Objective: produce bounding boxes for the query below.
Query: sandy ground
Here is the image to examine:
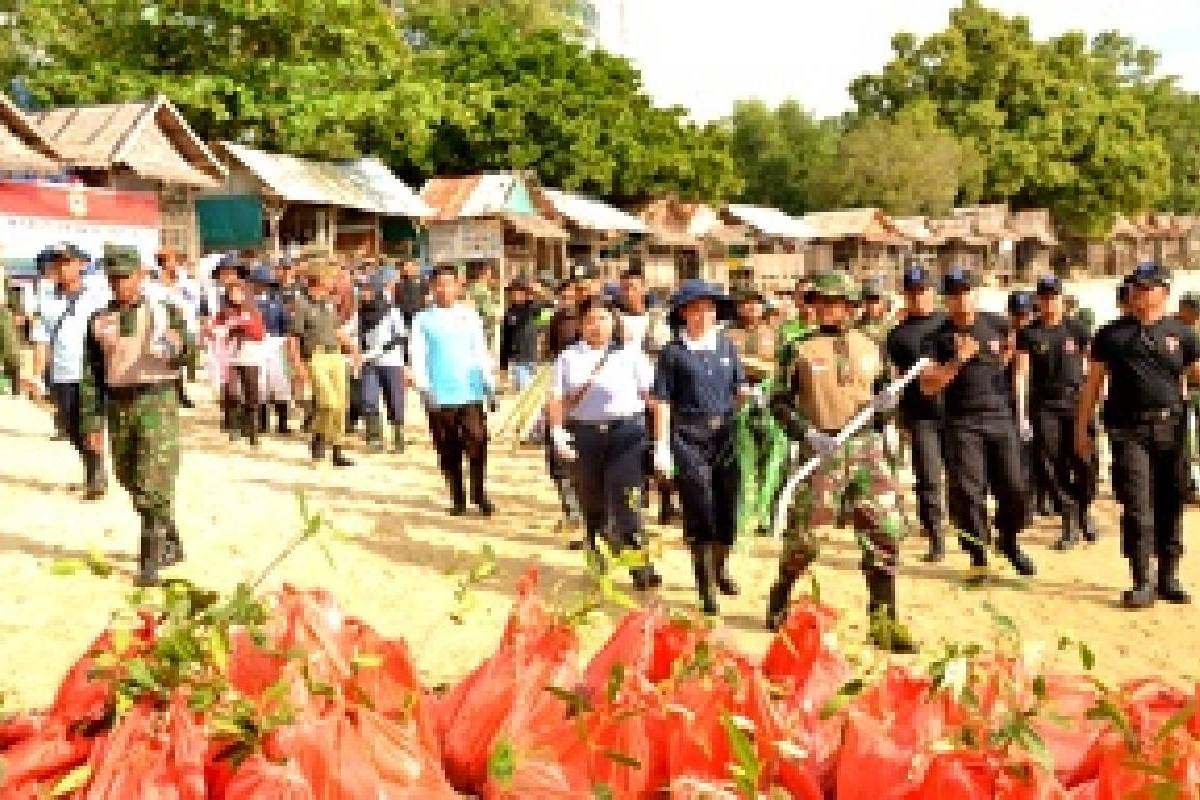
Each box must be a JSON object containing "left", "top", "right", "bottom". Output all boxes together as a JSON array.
[{"left": 1, "top": 375, "right": 1199, "bottom": 713}]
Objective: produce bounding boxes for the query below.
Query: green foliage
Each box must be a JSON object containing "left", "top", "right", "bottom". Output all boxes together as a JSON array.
[
  {"left": 725, "top": 99, "right": 839, "bottom": 215},
  {"left": 849, "top": 0, "right": 1176, "bottom": 236}
]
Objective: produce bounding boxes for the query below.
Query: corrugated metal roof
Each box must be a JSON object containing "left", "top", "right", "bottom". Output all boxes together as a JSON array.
[
  {"left": 724, "top": 204, "right": 816, "bottom": 239},
  {"left": 221, "top": 143, "right": 425, "bottom": 215},
  {"left": 32, "top": 97, "right": 224, "bottom": 186},
  {"left": 542, "top": 188, "right": 645, "bottom": 233},
  {"left": 803, "top": 209, "right": 907, "bottom": 244},
  {"left": 420, "top": 174, "right": 531, "bottom": 220},
  {"left": 0, "top": 93, "right": 60, "bottom": 174}
]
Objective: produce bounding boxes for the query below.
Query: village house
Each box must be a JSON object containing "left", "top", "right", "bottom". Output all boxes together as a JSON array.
[
  {"left": 0, "top": 92, "right": 60, "bottom": 176},
  {"left": 719, "top": 204, "right": 814, "bottom": 293},
  {"left": 29, "top": 96, "right": 226, "bottom": 260},
  {"left": 634, "top": 197, "right": 749, "bottom": 291},
  {"left": 536, "top": 188, "right": 646, "bottom": 282},
  {"left": 801, "top": 209, "right": 909, "bottom": 287}
]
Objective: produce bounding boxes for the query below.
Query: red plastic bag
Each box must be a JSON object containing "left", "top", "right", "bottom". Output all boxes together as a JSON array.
[
  {"left": 1029, "top": 675, "right": 1103, "bottom": 786},
  {"left": 83, "top": 699, "right": 206, "bottom": 800},
  {"left": 223, "top": 756, "right": 315, "bottom": 799},
  {"left": 835, "top": 712, "right": 921, "bottom": 800},
  {"left": 761, "top": 596, "right": 850, "bottom": 715},
  {"left": 648, "top": 617, "right": 706, "bottom": 683},
  {"left": 0, "top": 721, "right": 92, "bottom": 795},
  {"left": 583, "top": 608, "right": 660, "bottom": 692},
  {"left": 908, "top": 750, "right": 996, "bottom": 799}
]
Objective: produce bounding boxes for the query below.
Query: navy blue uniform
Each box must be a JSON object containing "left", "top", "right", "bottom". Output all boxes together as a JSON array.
[{"left": 652, "top": 335, "right": 745, "bottom": 545}]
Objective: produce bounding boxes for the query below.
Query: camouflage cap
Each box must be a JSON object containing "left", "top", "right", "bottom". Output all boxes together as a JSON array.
[
  {"left": 810, "top": 271, "right": 859, "bottom": 302},
  {"left": 1180, "top": 291, "right": 1200, "bottom": 310},
  {"left": 305, "top": 259, "right": 341, "bottom": 281},
  {"left": 102, "top": 244, "right": 141, "bottom": 277}
]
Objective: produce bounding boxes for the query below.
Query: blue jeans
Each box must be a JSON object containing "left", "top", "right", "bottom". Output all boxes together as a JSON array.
[
  {"left": 511, "top": 361, "right": 537, "bottom": 392},
  {"left": 360, "top": 363, "right": 406, "bottom": 423}
]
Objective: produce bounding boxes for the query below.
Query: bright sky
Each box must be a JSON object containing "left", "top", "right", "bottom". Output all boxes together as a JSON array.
[{"left": 590, "top": 0, "right": 1200, "bottom": 120}]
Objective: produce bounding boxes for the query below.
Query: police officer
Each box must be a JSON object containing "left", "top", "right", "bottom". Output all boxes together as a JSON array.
[
  {"left": 289, "top": 260, "right": 355, "bottom": 467},
  {"left": 29, "top": 244, "right": 111, "bottom": 498},
  {"left": 547, "top": 295, "right": 662, "bottom": 590},
  {"left": 769, "top": 272, "right": 915, "bottom": 651},
  {"left": 1014, "top": 276, "right": 1097, "bottom": 549},
  {"left": 1078, "top": 262, "right": 1200, "bottom": 608},
  {"left": 79, "top": 245, "right": 194, "bottom": 586},
  {"left": 885, "top": 265, "right": 948, "bottom": 562},
  {"left": 1007, "top": 289, "right": 1050, "bottom": 517},
  {"left": 652, "top": 280, "right": 747, "bottom": 615},
  {"left": 920, "top": 268, "right": 1036, "bottom": 581}
]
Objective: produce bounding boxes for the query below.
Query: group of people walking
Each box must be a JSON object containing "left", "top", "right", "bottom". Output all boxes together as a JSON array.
[{"left": 5, "top": 238, "right": 1200, "bottom": 654}]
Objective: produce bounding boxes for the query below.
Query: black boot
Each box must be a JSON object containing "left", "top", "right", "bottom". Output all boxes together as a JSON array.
[
  {"left": 1052, "top": 512, "right": 1080, "bottom": 551},
  {"left": 866, "top": 572, "right": 917, "bottom": 654},
  {"left": 689, "top": 544, "right": 719, "bottom": 615},
  {"left": 275, "top": 403, "right": 291, "bottom": 435},
  {"left": 999, "top": 534, "right": 1037, "bottom": 577},
  {"left": 1122, "top": 553, "right": 1156, "bottom": 609},
  {"left": 259, "top": 404, "right": 269, "bottom": 434},
  {"left": 766, "top": 569, "right": 801, "bottom": 631},
  {"left": 1080, "top": 512, "right": 1099, "bottom": 543},
  {"left": 244, "top": 408, "right": 259, "bottom": 447},
  {"left": 160, "top": 520, "right": 184, "bottom": 568},
  {"left": 83, "top": 452, "right": 108, "bottom": 500},
  {"left": 301, "top": 400, "right": 314, "bottom": 433},
  {"left": 1157, "top": 555, "right": 1192, "bottom": 604},
  {"left": 713, "top": 543, "right": 740, "bottom": 596},
  {"left": 364, "top": 414, "right": 385, "bottom": 453},
  {"left": 135, "top": 521, "right": 164, "bottom": 587},
  {"left": 331, "top": 445, "right": 354, "bottom": 467},
  {"left": 310, "top": 434, "right": 326, "bottom": 461},
  {"left": 392, "top": 425, "right": 406, "bottom": 453},
  {"left": 964, "top": 541, "right": 990, "bottom": 585},
  {"left": 921, "top": 528, "right": 945, "bottom": 563}
]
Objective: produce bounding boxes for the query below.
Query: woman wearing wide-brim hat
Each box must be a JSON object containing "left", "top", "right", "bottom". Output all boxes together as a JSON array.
[{"left": 651, "top": 279, "right": 748, "bottom": 614}]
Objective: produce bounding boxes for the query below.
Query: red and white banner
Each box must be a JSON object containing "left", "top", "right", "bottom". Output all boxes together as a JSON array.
[{"left": 0, "top": 180, "right": 161, "bottom": 267}]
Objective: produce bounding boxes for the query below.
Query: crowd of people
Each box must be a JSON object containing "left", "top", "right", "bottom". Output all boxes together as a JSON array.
[{"left": 2, "top": 240, "right": 1199, "bottom": 654}]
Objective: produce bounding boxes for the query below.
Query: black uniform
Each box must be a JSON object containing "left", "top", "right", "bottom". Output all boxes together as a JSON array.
[
  {"left": 652, "top": 334, "right": 745, "bottom": 612},
  {"left": 885, "top": 311, "right": 947, "bottom": 555},
  {"left": 1016, "top": 317, "right": 1097, "bottom": 542},
  {"left": 924, "top": 312, "right": 1034, "bottom": 574},
  {"left": 1091, "top": 315, "right": 1199, "bottom": 592}
]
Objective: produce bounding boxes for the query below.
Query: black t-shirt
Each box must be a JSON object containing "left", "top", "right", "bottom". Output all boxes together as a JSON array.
[
  {"left": 1090, "top": 315, "right": 1200, "bottom": 427},
  {"left": 885, "top": 311, "right": 946, "bottom": 421},
  {"left": 1016, "top": 318, "right": 1091, "bottom": 412},
  {"left": 923, "top": 312, "right": 1013, "bottom": 418}
]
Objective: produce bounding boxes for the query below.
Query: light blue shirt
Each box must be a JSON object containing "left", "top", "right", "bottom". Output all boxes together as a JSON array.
[
  {"left": 551, "top": 341, "right": 653, "bottom": 422},
  {"left": 409, "top": 304, "right": 493, "bottom": 407},
  {"left": 30, "top": 286, "right": 110, "bottom": 383}
]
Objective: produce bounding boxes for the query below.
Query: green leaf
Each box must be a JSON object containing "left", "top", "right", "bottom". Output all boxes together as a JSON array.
[
  {"left": 1079, "top": 642, "right": 1096, "bottom": 672},
  {"left": 592, "top": 783, "right": 615, "bottom": 800},
  {"left": 1153, "top": 701, "right": 1197, "bottom": 745},
  {"left": 86, "top": 549, "right": 114, "bottom": 578},
  {"left": 49, "top": 557, "right": 86, "bottom": 575},
  {"left": 602, "top": 750, "right": 642, "bottom": 768},
  {"left": 50, "top": 764, "right": 91, "bottom": 796},
  {"left": 352, "top": 653, "right": 384, "bottom": 670},
  {"left": 720, "top": 712, "right": 761, "bottom": 799},
  {"left": 605, "top": 663, "right": 625, "bottom": 705},
  {"left": 487, "top": 737, "right": 516, "bottom": 788}
]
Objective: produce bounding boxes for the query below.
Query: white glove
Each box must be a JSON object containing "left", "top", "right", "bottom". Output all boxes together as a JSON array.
[
  {"left": 653, "top": 439, "right": 673, "bottom": 475},
  {"left": 550, "top": 425, "right": 577, "bottom": 462},
  {"left": 1018, "top": 416, "right": 1034, "bottom": 443},
  {"left": 871, "top": 387, "right": 900, "bottom": 414},
  {"left": 805, "top": 429, "right": 839, "bottom": 457}
]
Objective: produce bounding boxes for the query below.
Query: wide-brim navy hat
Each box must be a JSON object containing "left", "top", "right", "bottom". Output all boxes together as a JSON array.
[{"left": 668, "top": 279, "right": 734, "bottom": 326}]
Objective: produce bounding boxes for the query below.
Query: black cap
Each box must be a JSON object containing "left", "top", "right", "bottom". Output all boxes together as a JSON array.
[
  {"left": 1035, "top": 275, "right": 1062, "bottom": 295},
  {"left": 940, "top": 266, "right": 977, "bottom": 295},
  {"left": 1129, "top": 261, "right": 1170, "bottom": 288},
  {"left": 902, "top": 264, "right": 932, "bottom": 291},
  {"left": 1008, "top": 291, "right": 1034, "bottom": 313},
  {"left": 1117, "top": 280, "right": 1131, "bottom": 304}
]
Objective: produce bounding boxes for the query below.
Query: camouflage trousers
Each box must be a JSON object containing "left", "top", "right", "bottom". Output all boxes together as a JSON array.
[
  {"left": 107, "top": 383, "right": 179, "bottom": 525},
  {"left": 780, "top": 430, "right": 904, "bottom": 578}
]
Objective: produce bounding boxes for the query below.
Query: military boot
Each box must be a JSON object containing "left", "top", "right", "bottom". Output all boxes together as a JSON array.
[
  {"left": 689, "top": 543, "right": 719, "bottom": 616},
  {"left": 258, "top": 404, "right": 269, "bottom": 434},
  {"left": 866, "top": 572, "right": 917, "bottom": 654},
  {"left": 364, "top": 414, "right": 385, "bottom": 453},
  {"left": 135, "top": 520, "right": 164, "bottom": 587},
  {"left": 766, "top": 569, "right": 801, "bottom": 632},
  {"left": 160, "top": 520, "right": 184, "bottom": 568},
  {"left": 331, "top": 445, "right": 355, "bottom": 467},
  {"left": 83, "top": 452, "right": 108, "bottom": 501},
  {"left": 998, "top": 533, "right": 1037, "bottom": 577},
  {"left": 1157, "top": 555, "right": 1192, "bottom": 605},
  {"left": 1122, "top": 550, "right": 1156, "bottom": 609},
  {"left": 920, "top": 528, "right": 946, "bottom": 563},
  {"left": 713, "top": 543, "right": 740, "bottom": 596},
  {"left": 275, "top": 403, "right": 291, "bottom": 436},
  {"left": 310, "top": 434, "right": 326, "bottom": 462},
  {"left": 244, "top": 408, "right": 260, "bottom": 447},
  {"left": 1052, "top": 512, "right": 1081, "bottom": 551}
]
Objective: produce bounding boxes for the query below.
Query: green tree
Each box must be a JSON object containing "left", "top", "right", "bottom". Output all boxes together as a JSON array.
[
  {"left": 724, "top": 99, "right": 839, "bottom": 215},
  {"left": 817, "top": 113, "right": 980, "bottom": 217},
  {"left": 850, "top": 0, "right": 1171, "bottom": 236},
  {"left": 397, "top": 0, "right": 595, "bottom": 36}
]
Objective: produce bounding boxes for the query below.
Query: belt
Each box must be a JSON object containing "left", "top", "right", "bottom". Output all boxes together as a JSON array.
[
  {"left": 568, "top": 416, "right": 642, "bottom": 433},
  {"left": 675, "top": 412, "right": 731, "bottom": 431}
]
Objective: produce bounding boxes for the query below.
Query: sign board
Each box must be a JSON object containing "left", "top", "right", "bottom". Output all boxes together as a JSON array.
[
  {"left": 426, "top": 218, "right": 504, "bottom": 264},
  {"left": 0, "top": 181, "right": 161, "bottom": 272}
]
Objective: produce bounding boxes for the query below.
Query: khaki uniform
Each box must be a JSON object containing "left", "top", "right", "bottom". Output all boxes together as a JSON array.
[
  {"left": 290, "top": 294, "right": 347, "bottom": 447},
  {"left": 726, "top": 323, "right": 776, "bottom": 382}
]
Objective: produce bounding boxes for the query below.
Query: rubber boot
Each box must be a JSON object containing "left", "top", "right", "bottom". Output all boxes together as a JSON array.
[
  {"left": 1052, "top": 512, "right": 1080, "bottom": 551},
  {"left": 310, "top": 434, "right": 326, "bottom": 462},
  {"left": 276, "top": 403, "right": 291, "bottom": 435},
  {"left": 964, "top": 540, "right": 990, "bottom": 586},
  {"left": 331, "top": 445, "right": 355, "bottom": 467},
  {"left": 713, "top": 543, "right": 740, "bottom": 596},
  {"left": 998, "top": 533, "right": 1037, "bottom": 577},
  {"left": 83, "top": 452, "right": 108, "bottom": 500},
  {"left": 866, "top": 572, "right": 918, "bottom": 654},
  {"left": 1122, "top": 553, "right": 1156, "bottom": 609},
  {"left": 766, "top": 569, "right": 800, "bottom": 631},
  {"left": 135, "top": 520, "right": 164, "bottom": 587},
  {"left": 392, "top": 425, "right": 406, "bottom": 453},
  {"left": 920, "top": 528, "right": 945, "bottom": 563},
  {"left": 364, "top": 414, "right": 385, "bottom": 453},
  {"left": 1157, "top": 555, "right": 1192, "bottom": 604},
  {"left": 689, "top": 543, "right": 719, "bottom": 616},
  {"left": 160, "top": 520, "right": 184, "bottom": 568},
  {"left": 259, "top": 404, "right": 269, "bottom": 434}
]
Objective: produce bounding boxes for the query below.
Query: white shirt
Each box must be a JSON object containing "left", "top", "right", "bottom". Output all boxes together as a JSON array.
[
  {"left": 29, "top": 284, "right": 110, "bottom": 383},
  {"left": 551, "top": 341, "right": 653, "bottom": 422},
  {"left": 681, "top": 328, "right": 720, "bottom": 352},
  {"left": 362, "top": 308, "right": 407, "bottom": 367}
]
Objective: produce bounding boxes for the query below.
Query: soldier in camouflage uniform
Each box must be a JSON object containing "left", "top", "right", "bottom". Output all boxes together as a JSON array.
[
  {"left": 767, "top": 271, "right": 915, "bottom": 652},
  {"left": 855, "top": 276, "right": 892, "bottom": 347},
  {"left": 467, "top": 264, "right": 500, "bottom": 351},
  {"left": 80, "top": 245, "right": 194, "bottom": 586}
]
